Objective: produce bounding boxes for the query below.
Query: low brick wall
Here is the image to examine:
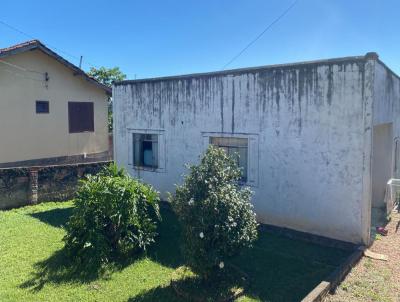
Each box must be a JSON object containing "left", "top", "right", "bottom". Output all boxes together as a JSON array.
[
  {"left": 0, "top": 168, "right": 30, "bottom": 209},
  {"left": 0, "top": 161, "right": 111, "bottom": 210}
]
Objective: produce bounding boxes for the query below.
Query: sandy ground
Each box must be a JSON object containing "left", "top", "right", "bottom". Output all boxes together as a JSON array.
[{"left": 326, "top": 209, "right": 400, "bottom": 302}]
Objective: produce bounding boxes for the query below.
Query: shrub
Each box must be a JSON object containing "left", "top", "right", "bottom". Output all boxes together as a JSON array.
[
  {"left": 170, "top": 146, "right": 258, "bottom": 278},
  {"left": 64, "top": 163, "right": 160, "bottom": 268}
]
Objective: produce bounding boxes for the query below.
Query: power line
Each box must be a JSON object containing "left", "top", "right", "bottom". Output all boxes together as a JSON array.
[
  {"left": 221, "top": 0, "right": 299, "bottom": 70},
  {"left": 1, "top": 66, "right": 45, "bottom": 83},
  {"left": 0, "top": 58, "right": 44, "bottom": 75},
  {"left": 0, "top": 19, "right": 98, "bottom": 69},
  {"left": 0, "top": 58, "right": 46, "bottom": 82}
]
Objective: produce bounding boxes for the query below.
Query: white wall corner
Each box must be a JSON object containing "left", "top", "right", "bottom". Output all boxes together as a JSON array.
[{"left": 361, "top": 58, "right": 375, "bottom": 245}]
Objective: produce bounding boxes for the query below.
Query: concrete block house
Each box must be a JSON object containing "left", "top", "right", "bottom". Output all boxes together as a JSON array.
[
  {"left": 113, "top": 53, "right": 400, "bottom": 245},
  {"left": 0, "top": 40, "right": 111, "bottom": 167}
]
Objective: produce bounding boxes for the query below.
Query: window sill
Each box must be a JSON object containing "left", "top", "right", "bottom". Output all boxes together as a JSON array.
[
  {"left": 69, "top": 131, "right": 95, "bottom": 134},
  {"left": 130, "top": 165, "right": 165, "bottom": 173}
]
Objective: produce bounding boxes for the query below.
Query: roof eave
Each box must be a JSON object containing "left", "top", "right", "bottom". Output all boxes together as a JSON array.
[{"left": 0, "top": 41, "right": 112, "bottom": 95}]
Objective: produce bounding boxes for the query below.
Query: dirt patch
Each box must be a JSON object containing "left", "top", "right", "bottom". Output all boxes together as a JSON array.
[{"left": 326, "top": 210, "right": 400, "bottom": 302}]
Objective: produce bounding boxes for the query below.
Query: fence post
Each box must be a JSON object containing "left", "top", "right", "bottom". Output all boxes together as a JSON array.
[{"left": 29, "top": 168, "right": 39, "bottom": 204}]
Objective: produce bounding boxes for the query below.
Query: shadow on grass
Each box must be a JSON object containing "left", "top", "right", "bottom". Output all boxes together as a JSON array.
[
  {"left": 20, "top": 206, "right": 183, "bottom": 292},
  {"left": 128, "top": 268, "right": 246, "bottom": 302},
  {"left": 128, "top": 284, "right": 180, "bottom": 302},
  {"left": 129, "top": 227, "right": 353, "bottom": 302},
  {"left": 29, "top": 207, "right": 73, "bottom": 228},
  {"left": 23, "top": 205, "right": 353, "bottom": 301},
  {"left": 20, "top": 247, "right": 106, "bottom": 291}
]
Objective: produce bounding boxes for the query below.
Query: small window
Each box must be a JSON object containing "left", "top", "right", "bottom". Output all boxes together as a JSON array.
[
  {"left": 36, "top": 101, "right": 49, "bottom": 114},
  {"left": 68, "top": 102, "right": 94, "bottom": 133},
  {"left": 133, "top": 134, "right": 159, "bottom": 168},
  {"left": 210, "top": 137, "right": 248, "bottom": 182}
]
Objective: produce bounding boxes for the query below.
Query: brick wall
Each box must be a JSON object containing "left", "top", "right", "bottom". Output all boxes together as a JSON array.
[
  {"left": 0, "top": 168, "right": 30, "bottom": 209},
  {"left": 0, "top": 161, "right": 111, "bottom": 210}
]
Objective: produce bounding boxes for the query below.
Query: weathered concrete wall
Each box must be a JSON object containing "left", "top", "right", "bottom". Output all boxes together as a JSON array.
[
  {"left": 372, "top": 123, "right": 393, "bottom": 207},
  {"left": 114, "top": 56, "right": 377, "bottom": 244},
  {"left": 0, "top": 161, "right": 110, "bottom": 210},
  {"left": 372, "top": 61, "right": 400, "bottom": 208},
  {"left": 373, "top": 62, "right": 400, "bottom": 127}
]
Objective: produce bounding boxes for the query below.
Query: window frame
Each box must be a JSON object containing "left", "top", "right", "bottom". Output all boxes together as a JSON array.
[
  {"left": 209, "top": 136, "right": 249, "bottom": 183},
  {"left": 68, "top": 101, "right": 94, "bottom": 133},
  {"left": 133, "top": 133, "right": 159, "bottom": 169},
  {"left": 36, "top": 100, "right": 49, "bottom": 114},
  {"left": 202, "top": 132, "right": 259, "bottom": 187},
  {"left": 128, "top": 129, "right": 166, "bottom": 173}
]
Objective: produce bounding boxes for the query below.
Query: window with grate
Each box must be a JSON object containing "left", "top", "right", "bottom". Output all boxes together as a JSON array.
[{"left": 210, "top": 136, "right": 248, "bottom": 182}]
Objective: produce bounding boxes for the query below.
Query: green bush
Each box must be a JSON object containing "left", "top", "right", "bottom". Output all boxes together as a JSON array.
[
  {"left": 64, "top": 163, "right": 160, "bottom": 267},
  {"left": 170, "top": 146, "right": 258, "bottom": 278}
]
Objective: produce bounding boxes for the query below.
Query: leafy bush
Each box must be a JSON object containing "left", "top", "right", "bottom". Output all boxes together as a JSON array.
[
  {"left": 170, "top": 146, "right": 258, "bottom": 278},
  {"left": 64, "top": 163, "right": 160, "bottom": 267}
]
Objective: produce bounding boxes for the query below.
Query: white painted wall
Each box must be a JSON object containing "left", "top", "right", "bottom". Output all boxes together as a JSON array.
[
  {"left": 372, "top": 123, "right": 393, "bottom": 207},
  {"left": 113, "top": 56, "right": 394, "bottom": 244},
  {"left": 372, "top": 61, "right": 400, "bottom": 209}
]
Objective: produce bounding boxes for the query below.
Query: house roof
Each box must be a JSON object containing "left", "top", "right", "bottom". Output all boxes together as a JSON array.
[{"left": 0, "top": 40, "right": 111, "bottom": 95}]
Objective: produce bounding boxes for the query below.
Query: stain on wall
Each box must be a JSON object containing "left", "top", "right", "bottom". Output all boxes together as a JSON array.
[{"left": 113, "top": 56, "right": 399, "bottom": 244}]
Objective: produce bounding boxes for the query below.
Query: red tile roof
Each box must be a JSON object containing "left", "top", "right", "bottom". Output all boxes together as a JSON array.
[{"left": 0, "top": 39, "right": 40, "bottom": 53}]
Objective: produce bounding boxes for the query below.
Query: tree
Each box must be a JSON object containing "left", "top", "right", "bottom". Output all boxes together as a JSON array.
[
  {"left": 64, "top": 163, "right": 160, "bottom": 269},
  {"left": 88, "top": 67, "right": 126, "bottom": 87},
  {"left": 170, "top": 146, "right": 258, "bottom": 279},
  {"left": 88, "top": 67, "right": 126, "bottom": 132}
]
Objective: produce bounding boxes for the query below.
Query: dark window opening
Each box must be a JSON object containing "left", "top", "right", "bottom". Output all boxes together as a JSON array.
[
  {"left": 133, "top": 134, "right": 158, "bottom": 168},
  {"left": 68, "top": 102, "right": 94, "bottom": 133},
  {"left": 36, "top": 101, "right": 49, "bottom": 114}
]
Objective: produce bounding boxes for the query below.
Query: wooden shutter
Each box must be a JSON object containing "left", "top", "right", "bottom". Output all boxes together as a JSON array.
[{"left": 68, "top": 102, "right": 94, "bottom": 133}]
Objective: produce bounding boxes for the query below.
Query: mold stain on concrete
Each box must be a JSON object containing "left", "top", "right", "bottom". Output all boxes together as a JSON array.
[
  {"left": 219, "top": 78, "right": 224, "bottom": 133},
  {"left": 114, "top": 55, "right": 400, "bottom": 245},
  {"left": 326, "top": 65, "right": 334, "bottom": 106},
  {"left": 231, "top": 80, "right": 235, "bottom": 133}
]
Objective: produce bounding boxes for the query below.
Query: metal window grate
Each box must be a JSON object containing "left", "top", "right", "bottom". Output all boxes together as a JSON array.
[{"left": 210, "top": 137, "right": 248, "bottom": 182}]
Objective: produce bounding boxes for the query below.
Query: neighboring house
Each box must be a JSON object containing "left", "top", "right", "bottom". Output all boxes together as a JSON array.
[
  {"left": 0, "top": 40, "right": 111, "bottom": 167},
  {"left": 113, "top": 53, "right": 400, "bottom": 245}
]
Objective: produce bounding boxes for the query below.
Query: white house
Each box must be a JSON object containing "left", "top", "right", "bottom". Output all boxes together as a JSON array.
[{"left": 113, "top": 53, "right": 400, "bottom": 245}]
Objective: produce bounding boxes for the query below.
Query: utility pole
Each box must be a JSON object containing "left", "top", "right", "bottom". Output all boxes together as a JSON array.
[{"left": 79, "top": 56, "right": 83, "bottom": 69}]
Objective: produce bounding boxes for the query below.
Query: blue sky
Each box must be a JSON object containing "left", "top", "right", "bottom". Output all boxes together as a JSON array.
[{"left": 1, "top": 0, "right": 399, "bottom": 79}]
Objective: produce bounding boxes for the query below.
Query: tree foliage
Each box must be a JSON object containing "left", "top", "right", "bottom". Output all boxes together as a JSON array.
[
  {"left": 170, "top": 146, "right": 258, "bottom": 278},
  {"left": 87, "top": 67, "right": 126, "bottom": 132},
  {"left": 64, "top": 163, "right": 160, "bottom": 268},
  {"left": 88, "top": 66, "right": 126, "bottom": 87}
]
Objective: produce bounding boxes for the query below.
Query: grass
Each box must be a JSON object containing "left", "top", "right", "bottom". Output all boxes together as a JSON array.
[
  {"left": 327, "top": 210, "right": 400, "bottom": 302},
  {"left": 329, "top": 259, "right": 393, "bottom": 302},
  {"left": 0, "top": 202, "right": 352, "bottom": 302}
]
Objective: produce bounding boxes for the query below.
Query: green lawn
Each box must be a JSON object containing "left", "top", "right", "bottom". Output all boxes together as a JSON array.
[{"left": 0, "top": 202, "right": 352, "bottom": 302}]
